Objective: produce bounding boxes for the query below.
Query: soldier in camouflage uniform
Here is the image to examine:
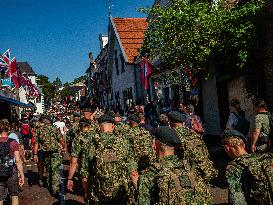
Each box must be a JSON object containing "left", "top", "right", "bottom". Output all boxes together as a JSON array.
[
  {"left": 33, "top": 115, "right": 66, "bottom": 196},
  {"left": 106, "top": 111, "right": 129, "bottom": 131},
  {"left": 222, "top": 130, "right": 273, "bottom": 205},
  {"left": 127, "top": 114, "right": 156, "bottom": 175},
  {"left": 84, "top": 114, "right": 137, "bottom": 205},
  {"left": 67, "top": 117, "right": 98, "bottom": 201},
  {"left": 66, "top": 113, "right": 80, "bottom": 154},
  {"left": 138, "top": 126, "right": 208, "bottom": 205},
  {"left": 167, "top": 111, "right": 217, "bottom": 204}
]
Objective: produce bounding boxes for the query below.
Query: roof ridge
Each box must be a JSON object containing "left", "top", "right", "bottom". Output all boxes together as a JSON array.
[{"left": 112, "top": 17, "right": 147, "bottom": 20}]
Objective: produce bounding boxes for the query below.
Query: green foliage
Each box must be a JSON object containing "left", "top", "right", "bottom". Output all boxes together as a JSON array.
[
  {"left": 60, "top": 85, "right": 77, "bottom": 99},
  {"left": 36, "top": 75, "right": 49, "bottom": 86},
  {"left": 140, "top": 0, "right": 265, "bottom": 74},
  {"left": 53, "top": 77, "right": 62, "bottom": 87},
  {"left": 72, "top": 75, "right": 86, "bottom": 85},
  {"left": 37, "top": 74, "right": 86, "bottom": 103},
  {"left": 36, "top": 75, "right": 56, "bottom": 104}
]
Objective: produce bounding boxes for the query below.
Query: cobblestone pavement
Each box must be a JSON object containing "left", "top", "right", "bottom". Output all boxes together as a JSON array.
[{"left": 15, "top": 141, "right": 229, "bottom": 205}]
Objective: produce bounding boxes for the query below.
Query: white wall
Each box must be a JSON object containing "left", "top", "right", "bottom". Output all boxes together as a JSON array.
[
  {"left": 202, "top": 78, "right": 222, "bottom": 135},
  {"left": 110, "top": 34, "right": 136, "bottom": 110},
  {"left": 227, "top": 77, "right": 254, "bottom": 122}
]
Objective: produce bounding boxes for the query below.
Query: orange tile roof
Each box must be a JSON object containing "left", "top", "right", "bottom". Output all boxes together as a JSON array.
[{"left": 112, "top": 18, "right": 148, "bottom": 64}]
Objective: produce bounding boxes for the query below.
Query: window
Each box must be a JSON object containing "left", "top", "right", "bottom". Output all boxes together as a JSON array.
[
  {"left": 120, "top": 54, "right": 125, "bottom": 73},
  {"left": 115, "top": 50, "right": 119, "bottom": 75}
]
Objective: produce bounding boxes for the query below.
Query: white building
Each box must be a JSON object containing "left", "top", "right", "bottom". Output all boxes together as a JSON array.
[
  {"left": 17, "top": 62, "right": 45, "bottom": 114},
  {"left": 106, "top": 17, "right": 148, "bottom": 112}
]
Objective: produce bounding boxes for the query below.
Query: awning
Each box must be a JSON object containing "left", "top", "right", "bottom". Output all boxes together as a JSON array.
[{"left": 0, "top": 96, "right": 34, "bottom": 108}]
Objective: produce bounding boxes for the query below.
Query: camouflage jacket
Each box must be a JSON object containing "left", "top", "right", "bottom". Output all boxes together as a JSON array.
[
  {"left": 67, "top": 122, "right": 79, "bottom": 142},
  {"left": 138, "top": 155, "right": 209, "bottom": 205},
  {"left": 86, "top": 130, "right": 136, "bottom": 200},
  {"left": 70, "top": 128, "right": 97, "bottom": 158},
  {"left": 115, "top": 122, "right": 130, "bottom": 133},
  {"left": 175, "top": 126, "right": 218, "bottom": 181},
  {"left": 126, "top": 126, "right": 156, "bottom": 172},
  {"left": 226, "top": 152, "right": 273, "bottom": 205},
  {"left": 36, "top": 124, "right": 62, "bottom": 152}
]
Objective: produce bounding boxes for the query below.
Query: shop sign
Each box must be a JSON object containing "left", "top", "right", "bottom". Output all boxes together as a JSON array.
[{"left": 1, "top": 78, "right": 13, "bottom": 87}]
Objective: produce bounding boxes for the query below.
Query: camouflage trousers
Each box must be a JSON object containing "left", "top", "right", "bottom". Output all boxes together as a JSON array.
[{"left": 43, "top": 152, "right": 62, "bottom": 194}]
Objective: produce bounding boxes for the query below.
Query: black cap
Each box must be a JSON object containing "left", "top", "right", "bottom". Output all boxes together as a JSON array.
[
  {"left": 97, "top": 114, "right": 115, "bottom": 124},
  {"left": 73, "top": 113, "right": 81, "bottom": 118},
  {"left": 41, "top": 115, "right": 52, "bottom": 123},
  {"left": 128, "top": 114, "right": 141, "bottom": 123},
  {"left": 82, "top": 107, "right": 96, "bottom": 112},
  {"left": 106, "top": 111, "right": 119, "bottom": 118},
  {"left": 154, "top": 126, "right": 181, "bottom": 147},
  {"left": 222, "top": 130, "right": 247, "bottom": 144},
  {"left": 167, "top": 111, "right": 187, "bottom": 123},
  {"left": 79, "top": 118, "right": 91, "bottom": 127}
]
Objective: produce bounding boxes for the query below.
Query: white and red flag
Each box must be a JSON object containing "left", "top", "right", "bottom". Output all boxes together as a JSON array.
[
  {"left": 8, "top": 58, "right": 21, "bottom": 88},
  {"left": 0, "top": 49, "right": 11, "bottom": 73},
  {"left": 140, "top": 58, "right": 154, "bottom": 90}
]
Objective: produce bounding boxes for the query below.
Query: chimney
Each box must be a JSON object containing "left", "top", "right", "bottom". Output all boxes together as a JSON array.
[{"left": 99, "top": 34, "right": 109, "bottom": 50}]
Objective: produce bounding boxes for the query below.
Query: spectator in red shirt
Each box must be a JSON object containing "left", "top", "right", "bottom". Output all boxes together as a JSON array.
[{"left": 0, "top": 120, "right": 24, "bottom": 205}]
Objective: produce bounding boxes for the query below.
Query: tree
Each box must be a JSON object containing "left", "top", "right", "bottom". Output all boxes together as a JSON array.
[
  {"left": 36, "top": 75, "right": 56, "bottom": 104},
  {"left": 36, "top": 75, "right": 49, "bottom": 86},
  {"left": 60, "top": 84, "right": 77, "bottom": 99},
  {"left": 53, "top": 77, "right": 62, "bottom": 87},
  {"left": 140, "top": 0, "right": 265, "bottom": 84},
  {"left": 72, "top": 75, "right": 86, "bottom": 85}
]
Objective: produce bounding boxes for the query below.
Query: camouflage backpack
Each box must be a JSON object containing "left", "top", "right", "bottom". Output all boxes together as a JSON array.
[
  {"left": 93, "top": 132, "right": 130, "bottom": 200},
  {"left": 176, "top": 127, "right": 218, "bottom": 181},
  {"left": 155, "top": 163, "right": 206, "bottom": 205},
  {"left": 127, "top": 126, "right": 156, "bottom": 171},
  {"left": 38, "top": 125, "right": 59, "bottom": 152},
  {"left": 237, "top": 152, "right": 273, "bottom": 204}
]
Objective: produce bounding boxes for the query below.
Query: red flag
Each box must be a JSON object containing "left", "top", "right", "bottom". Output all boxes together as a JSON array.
[
  {"left": 8, "top": 58, "right": 20, "bottom": 88},
  {"left": 140, "top": 58, "right": 154, "bottom": 90}
]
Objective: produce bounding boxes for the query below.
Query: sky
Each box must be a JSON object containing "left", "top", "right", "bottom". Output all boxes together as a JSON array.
[{"left": 0, "top": 0, "right": 153, "bottom": 83}]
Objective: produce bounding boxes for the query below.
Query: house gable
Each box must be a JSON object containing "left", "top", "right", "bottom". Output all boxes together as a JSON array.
[{"left": 110, "top": 17, "right": 148, "bottom": 64}]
